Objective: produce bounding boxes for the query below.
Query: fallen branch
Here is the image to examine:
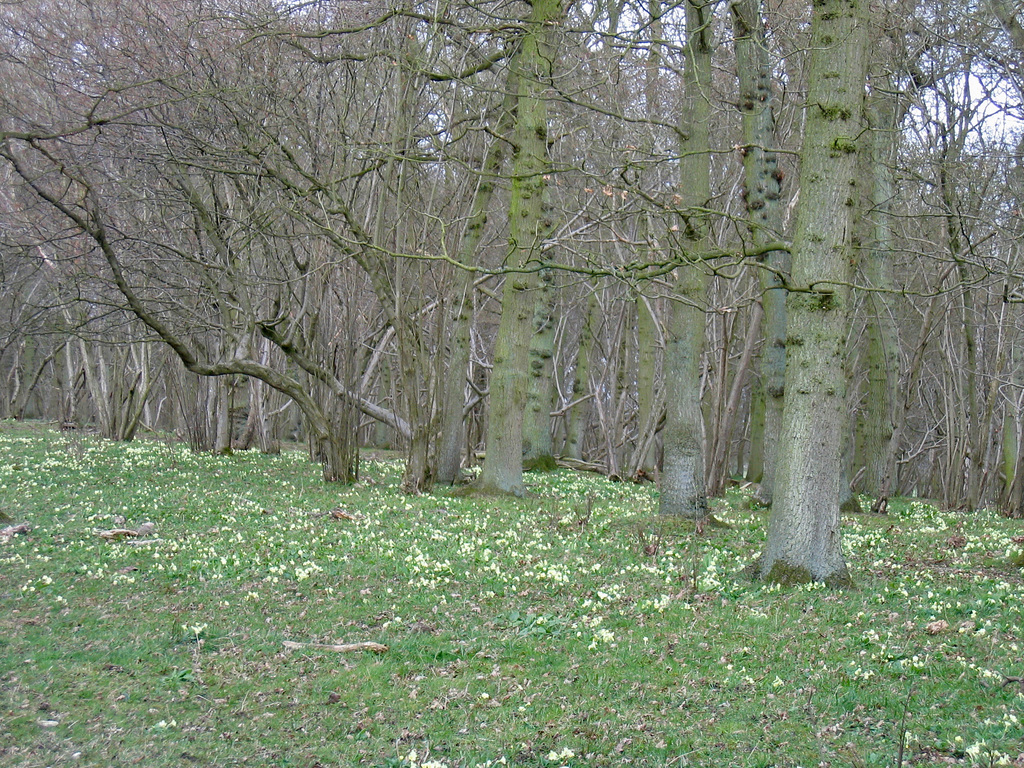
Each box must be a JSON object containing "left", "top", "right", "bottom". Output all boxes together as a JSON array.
[
  {"left": 555, "top": 456, "right": 608, "bottom": 475},
  {"left": 330, "top": 508, "right": 362, "bottom": 521},
  {"left": 1, "top": 522, "right": 30, "bottom": 541},
  {"left": 980, "top": 673, "right": 1024, "bottom": 691},
  {"left": 99, "top": 528, "right": 141, "bottom": 540},
  {"left": 98, "top": 522, "right": 155, "bottom": 541},
  {"left": 282, "top": 640, "right": 388, "bottom": 654}
]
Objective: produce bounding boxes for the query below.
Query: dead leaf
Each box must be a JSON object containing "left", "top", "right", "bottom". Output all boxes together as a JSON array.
[{"left": 925, "top": 620, "right": 950, "bottom": 635}]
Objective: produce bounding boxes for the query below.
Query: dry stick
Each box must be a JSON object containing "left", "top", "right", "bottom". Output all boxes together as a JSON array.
[
  {"left": 894, "top": 685, "right": 913, "bottom": 768},
  {"left": 282, "top": 640, "right": 388, "bottom": 654}
]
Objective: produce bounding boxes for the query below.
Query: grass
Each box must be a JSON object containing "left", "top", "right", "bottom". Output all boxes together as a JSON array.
[{"left": 1, "top": 420, "right": 1022, "bottom": 768}]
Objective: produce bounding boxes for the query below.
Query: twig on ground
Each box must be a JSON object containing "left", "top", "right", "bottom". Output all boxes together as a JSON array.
[{"left": 283, "top": 640, "right": 388, "bottom": 654}]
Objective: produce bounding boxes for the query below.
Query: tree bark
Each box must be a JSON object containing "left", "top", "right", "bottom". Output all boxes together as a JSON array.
[
  {"left": 871, "top": 263, "right": 953, "bottom": 512},
  {"left": 659, "top": 0, "right": 712, "bottom": 520},
  {"left": 631, "top": 291, "right": 662, "bottom": 480},
  {"left": 435, "top": 81, "right": 518, "bottom": 485},
  {"left": 434, "top": 93, "right": 515, "bottom": 483},
  {"left": 732, "top": 0, "right": 788, "bottom": 507},
  {"left": 745, "top": 380, "right": 766, "bottom": 483},
  {"left": 757, "top": 0, "right": 868, "bottom": 586},
  {"left": 707, "top": 302, "right": 762, "bottom": 495},
  {"left": 855, "top": 61, "right": 902, "bottom": 497},
  {"left": 522, "top": 267, "right": 558, "bottom": 470},
  {"left": 477, "top": 0, "right": 562, "bottom": 495},
  {"left": 564, "top": 289, "right": 597, "bottom": 462}
]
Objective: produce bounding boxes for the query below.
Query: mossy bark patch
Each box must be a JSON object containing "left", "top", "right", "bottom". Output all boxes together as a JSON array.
[
  {"left": 523, "top": 454, "right": 558, "bottom": 472},
  {"left": 762, "top": 559, "right": 854, "bottom": 589},
  {"left": 763, "top": 560, "right": 813, "bottom": 585},
  {"left": 840, "top": 495, "right": 863, "bottom": 515}
]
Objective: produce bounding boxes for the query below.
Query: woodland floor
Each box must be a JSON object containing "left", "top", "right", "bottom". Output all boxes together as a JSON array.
[{"left": 1, "top": 420, "right": 1022, "bottom": 768}]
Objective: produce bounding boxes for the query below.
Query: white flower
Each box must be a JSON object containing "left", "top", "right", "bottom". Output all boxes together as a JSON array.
[
  {"left": 546, "top": 747, "right": 575, "bottom": 761},
  {"left": 966, "top": 741, "right": 986, "bottom": 760}
]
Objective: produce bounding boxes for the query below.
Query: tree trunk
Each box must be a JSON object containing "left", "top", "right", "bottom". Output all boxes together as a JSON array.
[
  {"left": 707, "top": 302, "right": 762, "bottom": 495},
  {"left": 732, "top": 0, "right": 788, "bottom": 507},
  {"left": 745, "top": 380, "right": 766, "bottom": 483},
  {"left": 436, "top": 287, "right": 473, "bottom": 485},
  {"left": 214, "top": 375, "right": 232, "bottom": 454},
  {"left": 11, "top": 340, "right": 63, "bottom": 421},
  {"left": 1000, "top": 137, "right": 1024, "bottom": 515},
  {"left": 870, "top": 263, "right": 953, "bottom": 512},
  {"left": 564, "top": 289, "right": 598, "bottom": 462},
  {"left": 436, "top": 84, "right": 517, "bottom": 486},
  {"left": 757, "top": 0, "right": 868, "bottom": 586},
  {"left": 313, "top": 423, "right": 358, "bottom": 484},
  {"left": 855, "top": 78, "right": 901, "bottom": 494},
  {"left": 522, "top": 267, "right": 558, "bottom": 470},
  {"left": 631, "top": 292, "right": 662, "bottom": 480},
  {"left": 477, "top": 0, "right": 562, "bottom": 495},
  {"left": 658, "top": 0, "right": 712, "bottom": 520},
  {"left": 237, "top": 344, "right": 271, "bottom": 452},
  {"left": 1002, "top": 338, "right": 1024, "bottom": 516}
]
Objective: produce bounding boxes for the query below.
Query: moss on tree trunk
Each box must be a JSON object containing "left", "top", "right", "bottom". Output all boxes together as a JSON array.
[{"left": 477, "top": 0, "right": 562, "bottom": 495}]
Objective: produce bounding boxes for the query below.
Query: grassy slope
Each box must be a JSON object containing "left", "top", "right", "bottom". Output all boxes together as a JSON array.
[{"left": 0, "top": 421, "right": 1022, "bottom": 768}]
